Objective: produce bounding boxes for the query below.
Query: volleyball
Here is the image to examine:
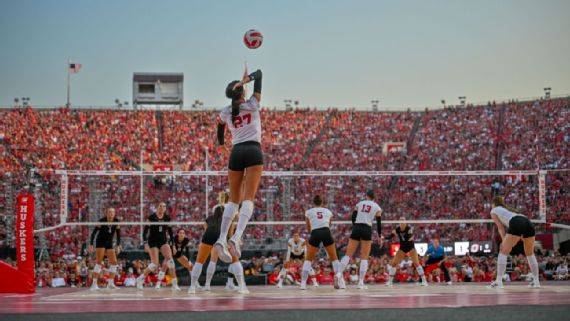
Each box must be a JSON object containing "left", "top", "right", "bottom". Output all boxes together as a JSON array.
[{"left": 243, "top": 29, "right": 263, "bottom": 49}]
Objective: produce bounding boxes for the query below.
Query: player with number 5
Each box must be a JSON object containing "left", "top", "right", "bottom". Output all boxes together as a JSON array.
[{"left": 301, "top": 195, "right": 344, "bottom": 290}]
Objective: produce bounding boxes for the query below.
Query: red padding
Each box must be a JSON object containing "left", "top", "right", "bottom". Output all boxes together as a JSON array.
[{"left": 0, "top": 260, "right": 35, "bottom": 293}]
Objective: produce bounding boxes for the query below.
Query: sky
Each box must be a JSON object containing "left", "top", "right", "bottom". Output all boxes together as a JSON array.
[{"left": 0, "top": 0, "right": 569, "bottom": 110}]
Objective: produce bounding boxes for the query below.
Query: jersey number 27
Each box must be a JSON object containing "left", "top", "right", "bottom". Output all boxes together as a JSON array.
[{"left": 233, "top": 114, "right": 252, "bottom": 128}]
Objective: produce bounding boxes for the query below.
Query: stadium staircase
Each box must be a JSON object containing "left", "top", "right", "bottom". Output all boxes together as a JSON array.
[{"left": 495, "top": 103, "right": 506, "bottom": 170}]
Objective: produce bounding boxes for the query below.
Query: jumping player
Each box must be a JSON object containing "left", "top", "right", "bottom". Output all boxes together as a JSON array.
[
  {"left": 189, "top": 191, "right": 245, "bottom": 294},
  {"left": 488, "top": 196, "right": 540, "bottom": 288},
  {"left": 338, "top": 189, "right": 382, "bottom": 289},
  {"left": 302, "top": 195, "right": 344, "bottom": 290},
  {"left": 89, "top": 207, "right": 121, "bottom": 290},
  {"left": 423, "top": 237, "right": 451, "bottom": 285},
  {"left": 172, "top": 229, "right": 193, "bottom": 282},
  {"left": 276, "top": 232, "right": 318, "bottom": 288},
  {"left": 136, "top": 202, "right": 180, "bottom": 291},
  {"left": 214, "top": 67, "right": 264, "bottom": 263},
  {"left": 385, "top": 218, "right": 428, "bottom": 287}
]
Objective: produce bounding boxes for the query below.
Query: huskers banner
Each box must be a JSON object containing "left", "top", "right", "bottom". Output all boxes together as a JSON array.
[{"left": 16, "top": 193, "right": 35, "bottom": 273}]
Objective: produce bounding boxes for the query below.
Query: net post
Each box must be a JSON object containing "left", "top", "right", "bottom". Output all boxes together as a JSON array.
[
  {"left": 538, "top": 170, "right": 547, "bottom": 222},
  {"left": 139, "top": 169, "right": 144, "bottom": 243}
]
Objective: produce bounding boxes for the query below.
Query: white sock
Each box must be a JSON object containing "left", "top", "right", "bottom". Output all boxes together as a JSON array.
[
  {"left": 417, "top": 265, "right": 427, "bottom": 282},
  {"left": 232, "top": 200, "right": 254, "bottom": 241},
  {"left": 218, "top": 202, "right": 238, "bottom": 241},
  {"left": 332, "top": 260, "right": 340, "bottom": 274},
  {"left": 157, "top": 271, "right": 165, "bottom": 283},
  {"left": 301, "top": 260, "right": 312, "bottom": 285},
  {"left": 527, "top": 255, "right": 539, "bottom": 283},
  {"left": 230, "top": 262, "right": 245, "bottom": 288},
  {"left": 277, "top": 268, "right": 286, "bottom": 283},
  {"left": 340, "top": 255, "right": 350, "bottom": 272},
  {"left": 205, "top": 262, "right": 216, "bottom": 286},
  {"left": 496, "top": 253, "right": 507, "bottom": 283},
  {"left": 359, "top": 260, "right": 368, "bottom": 284},
  {"left": 227, "top": 277, "right": 235, "bottom": 286},
  {"left": 388, "top": 265, "right": 396, "bottom": 283},
  {"left": 172, "top": 278, "right": 178, "bottom": 286},
  {"left": 191, "top": 263, "right": 203, "bottom": 288}
]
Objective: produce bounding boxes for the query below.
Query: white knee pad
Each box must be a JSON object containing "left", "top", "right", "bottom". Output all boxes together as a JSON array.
[
  {"left": 223, "top": 202, "right": 238, "bottom": 219},
  {"left": 240, "top": 200, "right": 254, "bottom": 220},
  {"left": 167, "top": 258, "right": 175, "bottom": 269},
  {"left": 93, "top": 264, "right": 102, "bottom": 274},
  {"left": 109, "top": 265, "right": 118, "bottom": 274},
  {"left": 147, "top": 263, "right": 157, "bottom": 272}
]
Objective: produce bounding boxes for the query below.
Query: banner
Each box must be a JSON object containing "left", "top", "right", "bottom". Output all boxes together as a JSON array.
[
  {"left": 16, "top": 193, "right": 35, "bottom": 274},
  {"left": 0, "top": 193, "right": 35, "bottom": 293},
  {"left": 382, "top": 142, "right": 406, "bottom": 155}
]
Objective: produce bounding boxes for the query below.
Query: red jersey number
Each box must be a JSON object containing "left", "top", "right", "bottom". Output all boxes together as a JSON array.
[
  {"left": 362, "top": 205, "right": 372, "bottom": 213},
  {"left": 316, "top": 212, "right": 323, "bottom": 219},
  {"left": 232, "top": 113, "right": 252, "bottom": 128}
]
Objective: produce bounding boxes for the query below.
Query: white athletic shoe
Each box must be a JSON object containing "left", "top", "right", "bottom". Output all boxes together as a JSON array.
[
  {"left": 446, "top": 281, "right": 453, "bottom": 286},
  {"left": 487, "top": 280, "right": 504, "bottom": 289},
  {"left": 528, "top": 280, "right": 541, "bottom": 288},
  {"left": 136, "top": 276, "right": 144, "bottom": 290},
  {"left": 312, "top": 280, "right": 319, "bottom": 288},
  {"left": 203, "top": 284, "right": 211, "bottom": 291},
  {"left": 228, "top": 237, "right": 242, "bottom": 259},
  {"left": 385, "top": 281, "right": 393, "bottom": 287},
  {"left": 276, "top": 282, "right": 283, "bottom": 288},
  {"left": 419, "top": 280, "right": 428, "bottom": 287},
  {"left": 90, "top": 283, "right": 100, "bottom": 291},
  {"left": 337, "top": 274, "right": 347, "bottom": 289},
  {"left": 357, "top": 283, "right": 368, "bottom": 290},
  {"left": 172, "top": 284, "right": 181, "bottom": 292},
  {"left": 187, "top": 286, "right": 196, "bottom": 294},
  {"left": 237, "top": 286, "right": 249, "bottom": 294},
  {"left": 106, "top": 282, "right": 118, "bottom": 290},
  {"left": 155, "top": 283, "right": 161, "bottom": 290},
  {"left": 214, "top": 239, "right": 232, "bottom": 263},
  {"left": 300, "top": 283, "right": 308, "bottom": 290}
]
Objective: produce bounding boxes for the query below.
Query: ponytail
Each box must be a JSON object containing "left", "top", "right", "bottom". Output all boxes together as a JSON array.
[{"left": 231, "top": 99, "right": 241, "bottom": 118}]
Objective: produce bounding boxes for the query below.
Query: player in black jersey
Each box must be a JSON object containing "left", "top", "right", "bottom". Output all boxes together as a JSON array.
[
  {"left": 189, "top": 191, "right": 245, "bottom": 294},
  {"left": 385, "top": 217, "right": 427, "bottom": 287},
  {"left": 88, "top": 207, "right": 121, "bottom": 290},
  {"left": 172, "top": 229, "right": 193, "bottom": 282},
  {"left": 136, "top": 202, "right": 180, "bottom": 291}
]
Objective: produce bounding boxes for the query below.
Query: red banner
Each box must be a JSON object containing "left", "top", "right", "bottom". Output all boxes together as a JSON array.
[
  {"left": 16, "top": 194, "right": 35, "bottom": 273},
  {"left": 0, "top": 193, "right": 35, "bottom": 293}
]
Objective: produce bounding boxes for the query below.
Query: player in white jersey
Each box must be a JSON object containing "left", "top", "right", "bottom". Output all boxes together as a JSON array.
[
  {"left": 338, "top": 190, "right": 383, "bottom": 289},
  {"left": 276, "top": 232, "right": 319, "bottom": 288},
  {"left": 301, "top": 195, "right": 343, "bottom": 290},
  {"left": 488, "top": 196, "right": 539, "bottom": 288},
  {"left": 214, "top": 67, "right": 264, "bottom": 269}
]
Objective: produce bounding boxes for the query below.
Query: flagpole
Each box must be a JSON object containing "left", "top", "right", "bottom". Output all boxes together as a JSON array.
[{"left": 66, "top": 59, "right": 70, "bottom": 108}]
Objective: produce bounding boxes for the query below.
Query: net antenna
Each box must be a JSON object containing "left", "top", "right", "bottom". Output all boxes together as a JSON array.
[{"left": 33, "top": 169, "right": 569, "bottom": 233}]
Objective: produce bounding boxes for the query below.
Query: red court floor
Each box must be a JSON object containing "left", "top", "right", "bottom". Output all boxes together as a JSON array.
[{"left": 1, "top": 283, "right": 569, "bottom": 314}]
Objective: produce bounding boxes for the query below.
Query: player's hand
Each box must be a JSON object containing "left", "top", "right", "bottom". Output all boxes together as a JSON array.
[
  {"left": 144, "top": 243, "right": 149, "bottom": 253},
  {"left": 172, "top": 247, "right": 177, "bottom": 255},
  {"left": 116, "top": 245, "right": 122, "bottom": 254},
  {"left": 232, "top": 81, "right": 244, "bottom": 91},
  {"left": 88, "top": 245, "right": 94, "bottom": 253}
]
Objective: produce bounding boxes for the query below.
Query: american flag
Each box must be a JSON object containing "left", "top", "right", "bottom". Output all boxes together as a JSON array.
[{"left": 69, "top": 63, "right": 82, "bottom": 73}]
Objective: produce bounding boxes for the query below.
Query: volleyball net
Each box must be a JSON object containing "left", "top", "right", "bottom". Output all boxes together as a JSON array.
[{"left": 29, "top": 169, "right": 570, "bottom": 237}]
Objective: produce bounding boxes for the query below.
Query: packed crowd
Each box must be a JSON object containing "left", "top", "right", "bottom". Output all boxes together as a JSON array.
[{"left": 0, "top": 97, "right": 568, "bottom": 259}]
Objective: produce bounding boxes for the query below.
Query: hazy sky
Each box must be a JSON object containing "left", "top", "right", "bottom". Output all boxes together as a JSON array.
[{"left": 0, "top": 0, "right": 569, "bottom": 110}]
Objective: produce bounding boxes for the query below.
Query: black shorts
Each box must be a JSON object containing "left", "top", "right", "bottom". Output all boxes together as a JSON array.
[
  {"left": 308, "top": 227, "right": 335, "bottom": 248},
  {"left": 201, "top": 228, "right": 220, "bottom": 246},
  {"left": 424, "top": 256, "right": 444, "bottom": 266},
  {"left": 290, "top": 252, "right": 305, "bottom": 260},
  {"left": 228, "top": 141, "right": 263, "bottom": 171},
  {"left": 399, "top": 242, "right": 415, "bottom": 254},
  {"left": 350, "top": 224, "right": 372, "bottom": 241},
  {"left": 95, "top": 238, "right": 113, "bottom": 250},
  {"left": 148, "top": 239, "right": 168, "bottom": 249},
  {"left": 507, "top": 216, "right": 535, "bottom": 238}
]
